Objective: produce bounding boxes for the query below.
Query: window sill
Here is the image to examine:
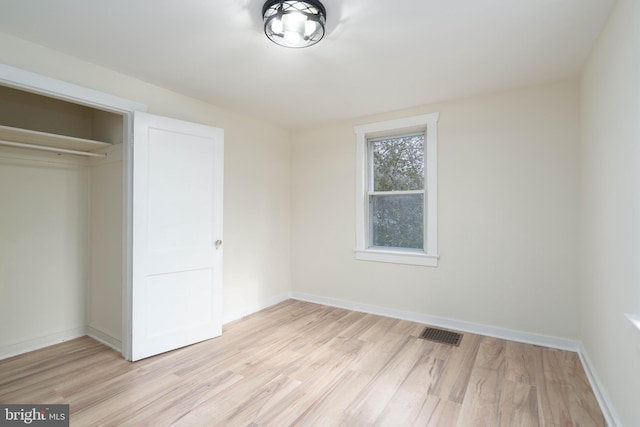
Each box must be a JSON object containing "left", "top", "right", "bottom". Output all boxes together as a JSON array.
[{"left": 354, "top": 249, "right": 439, "bottom": 267}]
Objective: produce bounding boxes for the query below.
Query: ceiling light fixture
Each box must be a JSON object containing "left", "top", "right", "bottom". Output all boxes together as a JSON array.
[{"left": 262, "top": 0, "right": 326, "bottom": 48}]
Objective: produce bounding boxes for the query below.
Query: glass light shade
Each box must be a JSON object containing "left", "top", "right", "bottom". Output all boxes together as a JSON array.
[{"left": 263, "top": 0, "right": 326, "bottom": 48}]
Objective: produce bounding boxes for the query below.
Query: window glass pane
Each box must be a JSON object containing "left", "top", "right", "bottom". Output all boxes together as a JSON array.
[
  {"left": 372, "top": 134, "right": 424, "bottom": 191},
  {"left": 370, "top": 193, "right": 424, "bottom": 249}
]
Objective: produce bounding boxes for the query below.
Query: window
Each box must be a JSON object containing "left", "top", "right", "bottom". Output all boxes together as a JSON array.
[{"left": 354, "top": 113, "right": 439, "bottom": 266}]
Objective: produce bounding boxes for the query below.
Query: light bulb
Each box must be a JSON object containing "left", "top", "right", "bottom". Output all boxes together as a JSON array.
[
  {"left": 283, "top": 30, "right": 303, "bottom": 45},
  {"left": 271, "top": 17, "right": 283, "bottom": 34},
  {"left": 282, "top": 11, "right": 306, "bottom": 34},
  {"left": 305, "top": 20, "right": 317, "bottom": 37}
]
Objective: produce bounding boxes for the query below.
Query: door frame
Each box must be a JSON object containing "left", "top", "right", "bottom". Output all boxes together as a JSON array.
[{"left": 0, "top": 64, "right": 147, "bottom": 360}]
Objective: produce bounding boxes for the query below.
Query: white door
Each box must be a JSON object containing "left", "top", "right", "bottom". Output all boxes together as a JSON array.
[{"left": 131, "top": 111, "right": 223, "bottom": 361}]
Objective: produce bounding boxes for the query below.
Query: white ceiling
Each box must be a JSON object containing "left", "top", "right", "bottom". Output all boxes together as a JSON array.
[{"left": 0, "top": 0, "right": 615, "bottom": 129}]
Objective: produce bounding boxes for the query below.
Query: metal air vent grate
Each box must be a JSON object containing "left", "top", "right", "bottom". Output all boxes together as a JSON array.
[{"left": 419, "top": 327, "right": 463, "bottom": 346}]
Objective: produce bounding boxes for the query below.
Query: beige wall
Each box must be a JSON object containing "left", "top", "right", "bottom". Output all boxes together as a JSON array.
[
  {"left": 580, "top": 0, "right": 640, "bottom": 425},
  {"left": 291, "top": 79, "right": 581, "bottom": 339},
  {"left": 89, "top": 150, "right": 124, "bottom": 345},
  {"left": 0, "top": 33, "right": 292, "bottom": 337},
  {"left": 0, "top": 151, "right": 89, "bottom": 354},
  {"left": 0, "top": 85, "right": 93, "bottom": 138}
]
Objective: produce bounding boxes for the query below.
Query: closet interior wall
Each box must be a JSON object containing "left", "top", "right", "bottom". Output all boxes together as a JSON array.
[{"left": 0, "top": 85, "right": 124, "bottom": 358}]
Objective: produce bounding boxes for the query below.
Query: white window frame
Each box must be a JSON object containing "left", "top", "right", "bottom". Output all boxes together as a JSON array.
[{"left": 354, "top": 112, "right": 439, "bottom": 267}]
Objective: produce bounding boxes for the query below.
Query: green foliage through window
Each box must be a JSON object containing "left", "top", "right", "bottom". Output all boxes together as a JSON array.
[
  {"left": 370, "top": 194, "right": 424, "bottom": 249},
  {"left": 372, "top": 134, "right": 424, "bottom": 191}
]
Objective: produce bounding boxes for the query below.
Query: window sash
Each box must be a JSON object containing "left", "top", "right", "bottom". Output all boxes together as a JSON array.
[{"left": 366, "top": 134, "right": 427, "bottom": 251}]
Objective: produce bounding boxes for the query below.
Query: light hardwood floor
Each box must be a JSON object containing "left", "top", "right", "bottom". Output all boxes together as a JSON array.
[{"left": 0, "top": 300, "right": 605, "bottom": 426}]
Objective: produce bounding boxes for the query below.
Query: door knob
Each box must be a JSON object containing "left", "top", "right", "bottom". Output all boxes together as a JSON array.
[{"left": 215, "top": 240, "right": 222, "bottom": 250}]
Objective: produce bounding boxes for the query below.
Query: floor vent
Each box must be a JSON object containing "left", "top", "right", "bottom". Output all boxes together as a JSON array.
[{"left": 419, "top": 327, "right": 463, "bottom": 346}]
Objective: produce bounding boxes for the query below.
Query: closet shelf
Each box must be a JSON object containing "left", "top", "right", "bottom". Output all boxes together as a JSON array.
[{"left": 0, "top": 124, "right": 112, "bottom": 152}]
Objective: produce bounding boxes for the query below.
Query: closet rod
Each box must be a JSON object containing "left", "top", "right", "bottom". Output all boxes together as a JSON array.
[{"left": 0, "top": 139, "right": 107, "bottom": 158}]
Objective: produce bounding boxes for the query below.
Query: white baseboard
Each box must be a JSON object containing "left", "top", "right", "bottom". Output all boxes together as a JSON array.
[
  {"left": 86, "top": 326, "right": 122, "bottom": 353},
  {"left": 291, "top": 292, "right": 580, "bottom": 351},
  {"left": 223, "top": 292, "right": 291, "bottom": 324},
  {"left": 0, "top": 327, "right": 87, "bottom": 360},
  {"left": 578, "top": 343, "right": 622, "bottom": 427}
]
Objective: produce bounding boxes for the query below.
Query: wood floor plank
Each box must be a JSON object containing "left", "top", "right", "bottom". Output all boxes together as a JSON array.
[
  {"left": 255, "top": 340, "right": 374, "bottom": 425},
  {"left": 565, "top": 351, "right": 606, "bottom": 427},
  {"left": 343, "top": 336, "right": 427, "bottom": 424},
  {"left": 535, "top": 347, "right": 576, "bottom": 426},
  {"left": 505, "top": 340, "right": 538, "bottom": 386},
  {"left": 0, "top": 300, "right": 605, "bottom": 426},
  {"left": 373, "top": 346, "right": 453, "bottom": 426},
  {"left": 427, "top": 332, "right": 482, "bottom": 403},
  {"left": 497, "top": 379, "right": 539, "bottom": 427},
  {"left": 276, "top": 370, "right": 374, "bottom": 426},
  {"left": 410, "top": 395, "right": 462, "bottom": 427},
  {"left": 454, "top": 338, "right": 506, "bottom": 426}
]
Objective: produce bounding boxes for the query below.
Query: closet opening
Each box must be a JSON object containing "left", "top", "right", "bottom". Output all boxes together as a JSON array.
[{"left": 0, "top": 80, "right": 133, "bottom": 360}]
